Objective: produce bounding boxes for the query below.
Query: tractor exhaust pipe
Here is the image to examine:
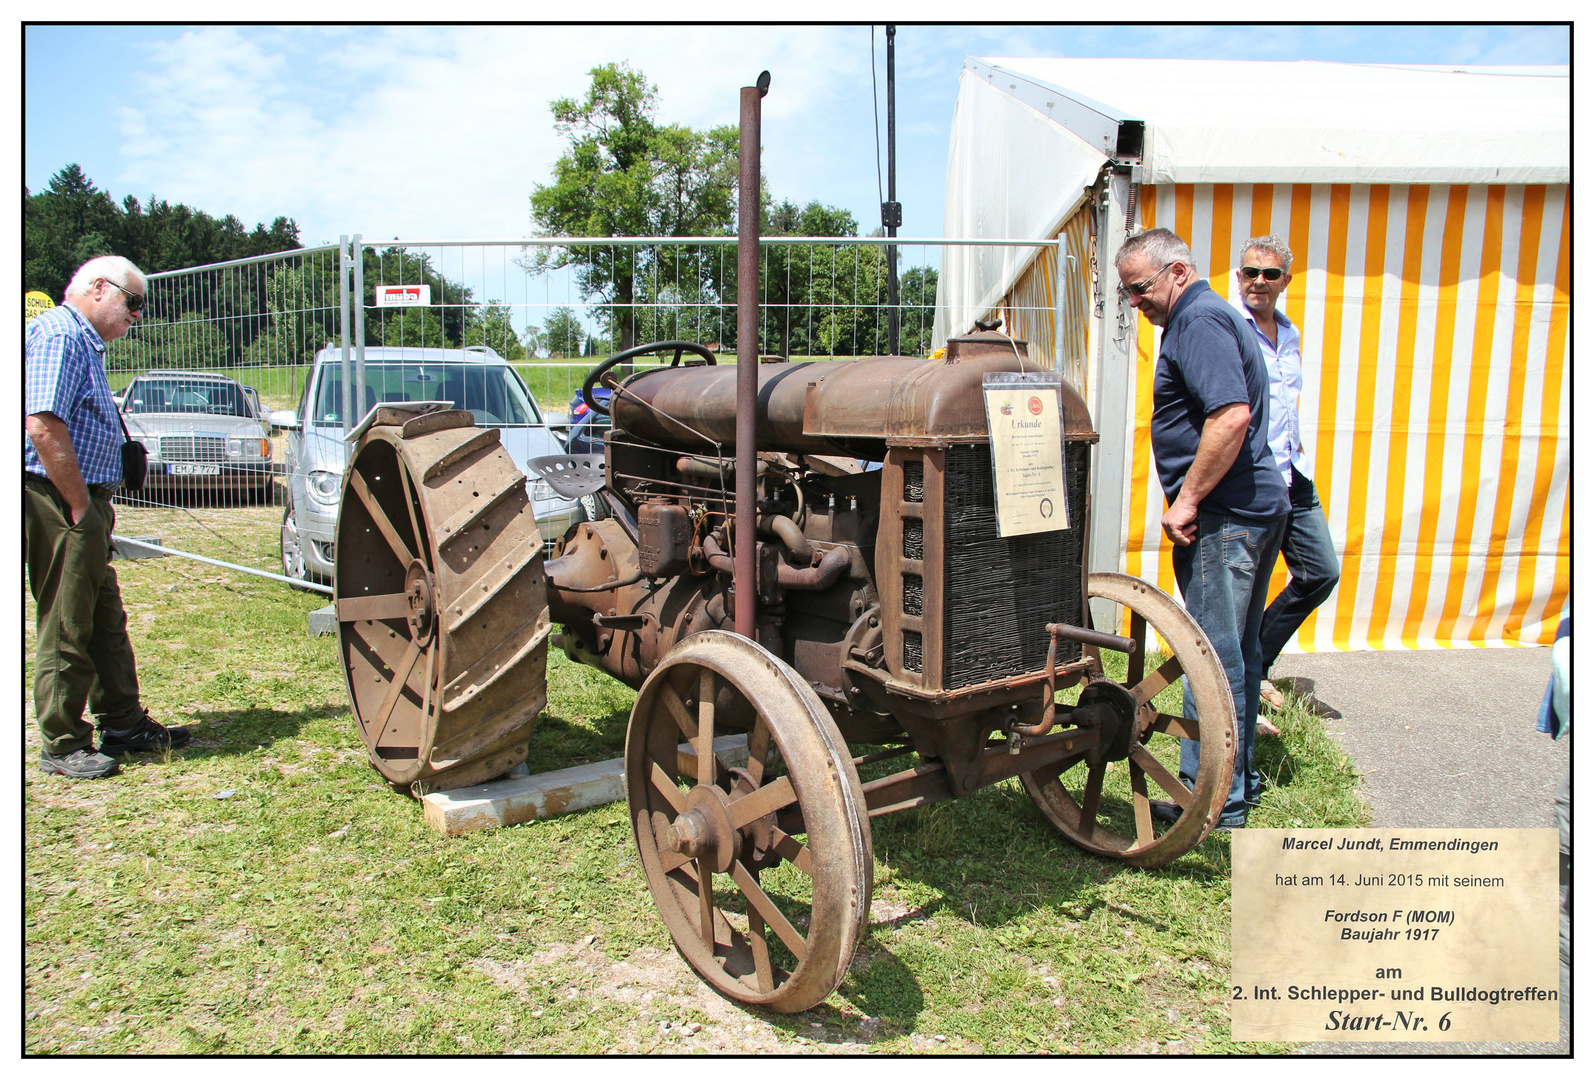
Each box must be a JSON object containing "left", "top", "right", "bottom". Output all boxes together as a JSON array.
[{"left": 735, "top": 71, "right": 770, "bottom": 640}]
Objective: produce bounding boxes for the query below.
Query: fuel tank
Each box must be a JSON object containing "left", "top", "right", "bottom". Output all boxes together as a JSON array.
[{"left": 608, "top": 332, "right": 1095, "bottom": 456}]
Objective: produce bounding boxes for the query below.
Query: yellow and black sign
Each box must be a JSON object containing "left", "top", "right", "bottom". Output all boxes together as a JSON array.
[{"left": 25, "top": 291, "right": 56, "bottom": 324}]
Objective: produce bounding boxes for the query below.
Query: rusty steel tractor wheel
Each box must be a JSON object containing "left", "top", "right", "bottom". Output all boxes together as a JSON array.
[
  {"left": 334, "top": 409, "right": 550, "bottom": 794},
  {"left": 1019, "top": 572, "right": 1236, "bottom": 868},
  {"left": 626, "top": 631, "right": 873, "bottom": 1014}
]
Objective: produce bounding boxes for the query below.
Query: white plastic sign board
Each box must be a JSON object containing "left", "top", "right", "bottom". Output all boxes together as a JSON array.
[
  {"left": 375, "top": 285, "right": 431, "bottom": 307},
  {"left": 982, "top": 371, "right": 1068, "bottom": 538}
]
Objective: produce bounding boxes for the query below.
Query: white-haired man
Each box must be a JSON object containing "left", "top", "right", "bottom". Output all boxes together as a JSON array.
[
  {"left": 25, "top": 255, "right": 189, "bottom": 779},
  {"left": 1232, "top": 235, "right": 1340, "bottom": 731},
  {"left": 1115, "top": 228, "right": 1289, "bottom": 830}
]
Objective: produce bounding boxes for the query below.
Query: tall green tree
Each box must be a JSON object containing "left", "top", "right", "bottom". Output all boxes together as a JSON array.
[
  {"left": 761, "top": 199, "right": 880, "bottom": 358},
  {"left": 528, "top": 63, "right": 739, "bottom": 352},
  {"left": 24, "top": 165, "right": 122, "bottom": 299},
  {"left": 896, "top": 265, "right": 939, "bottom": 356},
  {"left": 376, "top": 306, "right": 447, "bottom": 349},
  {"left": 542, "top": 307, "right": 585, "bottom": 358},
  {"left": 25, "top": 166, "right": 305, "bottom": 297},
  {"left": 521, "top": 324, "right": 545, "bottom": 359},
  {"left": 462, "top": 301, "right": 526, "bottom": 360},
  {"left": 25, "top": 164, "right": 313, "bottom": 372}
]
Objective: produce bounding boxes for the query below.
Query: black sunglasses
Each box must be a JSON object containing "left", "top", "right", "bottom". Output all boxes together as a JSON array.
[
  {"left": 1240, "top": 266, "right": 1286, "bottom": 282},
  {"left": 103, "top": 278, "right": 146, "bottom": 312},
  {"left": 1121, "top": 261, "right": 1173, "bottom": 297}
]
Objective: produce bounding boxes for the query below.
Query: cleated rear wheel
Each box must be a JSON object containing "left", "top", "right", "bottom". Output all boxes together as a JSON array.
[{"left": 334, "top": 408, "right": 550, "bottom": 794}]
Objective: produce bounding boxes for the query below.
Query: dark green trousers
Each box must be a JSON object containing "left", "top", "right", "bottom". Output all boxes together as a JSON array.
[{"left": 25, "top": 475, "right": 144, "bottom": 755}]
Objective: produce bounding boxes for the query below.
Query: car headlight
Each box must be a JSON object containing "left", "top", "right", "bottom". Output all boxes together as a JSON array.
[
  {"left": 308, "top": 469, "right": 343, "bottom": 506},
  {"left": 134, "top": 435, "right": 158, "bottom": 460},
  {"left": 227, "top": 437, "right": 271, "bottom": 460},
  {"left": 528, "top": 478, "right": 557, "bottom": 502}
]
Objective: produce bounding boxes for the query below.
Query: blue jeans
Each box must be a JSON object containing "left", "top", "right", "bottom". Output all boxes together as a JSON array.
[
  {"left": 1171, "top": 508, "right": 1287, "bottom": 825},
  {"left": 1258, "top": 467, "right": 1340, "bottom": 671}
]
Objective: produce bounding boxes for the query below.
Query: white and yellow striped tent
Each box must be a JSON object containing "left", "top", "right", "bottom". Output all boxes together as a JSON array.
[{"left": 936, "top": 58, "right": 1569, "bottom": 650}]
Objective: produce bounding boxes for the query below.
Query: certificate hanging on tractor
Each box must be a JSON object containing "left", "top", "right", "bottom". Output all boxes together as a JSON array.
[{"left": 983, "top": 370, "right": 1069, "bottom": 536}]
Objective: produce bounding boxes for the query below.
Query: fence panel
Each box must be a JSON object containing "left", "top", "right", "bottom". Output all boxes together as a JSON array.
[
  {"left": 107, "top": 236, "right": 1057, "bottom": 589},
  {"left": 107, "top": 243, "right": 345, "bottom": 591}
]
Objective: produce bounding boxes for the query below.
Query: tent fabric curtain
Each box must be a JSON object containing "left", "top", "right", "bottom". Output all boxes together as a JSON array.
[
  {"left": 934, "top": 69, "right": 1105, "bottom": 348},
  {"left": 1118, "top": 182, "right": 1569, "bottom": 650},
  {"left": 969, "top": 207, "right": 1093, "bottom": 394}
]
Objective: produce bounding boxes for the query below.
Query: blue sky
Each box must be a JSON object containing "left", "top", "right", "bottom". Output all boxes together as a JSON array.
[{"left": 22, "top": 22, "right": 1572, "bottom": 249}]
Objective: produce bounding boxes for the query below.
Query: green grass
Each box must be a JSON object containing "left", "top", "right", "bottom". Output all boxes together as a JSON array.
[{"left": 24, "top": 557, "right": 1366, "bottom": 1054}]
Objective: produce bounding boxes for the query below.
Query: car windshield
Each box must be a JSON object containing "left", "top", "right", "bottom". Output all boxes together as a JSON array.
[
  {"left": 313, "top": 361, "right": 545, "bottom": 427},
  {"left": 125, "top": 378, "right": 250, "bottom": 417}
]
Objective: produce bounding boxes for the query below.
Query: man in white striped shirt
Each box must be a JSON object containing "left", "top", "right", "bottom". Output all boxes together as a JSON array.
[{"left": 1232, "top": 235, "right": 1341, "bottom": 731}]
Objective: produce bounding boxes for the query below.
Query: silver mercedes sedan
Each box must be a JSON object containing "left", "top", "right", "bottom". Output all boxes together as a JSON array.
[{"left": 119, "top": 370, "right": 275, "bottom": 500}]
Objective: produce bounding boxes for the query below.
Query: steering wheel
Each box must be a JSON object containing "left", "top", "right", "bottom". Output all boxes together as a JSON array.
[{"left": 581, "top": 340, "right": 717, "bottom": 417}]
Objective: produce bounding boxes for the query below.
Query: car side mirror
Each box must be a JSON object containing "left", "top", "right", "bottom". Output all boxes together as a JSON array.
[{"left": 267, "top": 409, "right": 300, "bottom": 432}]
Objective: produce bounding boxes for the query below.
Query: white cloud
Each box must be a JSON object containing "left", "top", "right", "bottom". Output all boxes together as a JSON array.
[{"left": 108, "top": 25, "right": 877, "bottom": 247}]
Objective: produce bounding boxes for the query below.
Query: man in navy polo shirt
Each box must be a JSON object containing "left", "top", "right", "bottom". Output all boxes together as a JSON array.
[
  {"left": 1115, "top": 228, "right": 1289, "bottom": 829},
  {"left": 25, "top": 255, "right": 189, "bottom": 779}
]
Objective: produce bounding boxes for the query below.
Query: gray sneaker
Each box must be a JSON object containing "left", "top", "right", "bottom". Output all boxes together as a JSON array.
[{"left": 40, "top": 748, "right": 121, "bottom": 779}]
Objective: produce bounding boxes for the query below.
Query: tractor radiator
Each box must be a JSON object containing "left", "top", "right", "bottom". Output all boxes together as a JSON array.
[
  {"left": 881, "top": 443, "right": 1091, "bottom": 691},
  {"left": 941, "top": 444, "right": 1090, "bottom": 686}
]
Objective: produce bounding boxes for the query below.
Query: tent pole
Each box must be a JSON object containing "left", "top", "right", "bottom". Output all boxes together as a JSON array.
[{"left": 1088, "top": 169, "right": 1137, "bottom": 626}]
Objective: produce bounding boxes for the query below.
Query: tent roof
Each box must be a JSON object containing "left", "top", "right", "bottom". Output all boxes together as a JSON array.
[{"left": 969, "top": 57, "right": 1569, "bottom": 184}]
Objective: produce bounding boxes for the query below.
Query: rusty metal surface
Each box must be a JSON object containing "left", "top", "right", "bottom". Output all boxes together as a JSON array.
[
  {"left": 1018, "top": 572, "right": 1234, "bottom": 867},
  {"left": 609, "top": 351, "right": 1097, "bottom": 457},
  {"left": 626, "top": 630, "right": 872, "bottom": 1013},
  {"left": 335, "top": 411, "right": 549, "bottom": 793},
  {"left": 609, "top": 361, "right": 829, "bottom": 452},
  {"left": 734, "top": 79, "right": 765, "bottom": 642}
]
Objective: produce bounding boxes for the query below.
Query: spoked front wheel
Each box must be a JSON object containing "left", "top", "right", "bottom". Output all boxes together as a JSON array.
[
  {"left": 1019, "top": 572, "right": 1236, "bottom": 867},
  {"left": 626, "top": 631, "right": 872, "bottom": 1013}
]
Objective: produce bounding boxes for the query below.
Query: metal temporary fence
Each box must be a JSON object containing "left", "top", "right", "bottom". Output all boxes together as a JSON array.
[
  {"left": 107, "top": 235, "right": 1065, "bottom": 591},
  {"left": 105, "top": 242, "right": 344, "bottom": 592}
]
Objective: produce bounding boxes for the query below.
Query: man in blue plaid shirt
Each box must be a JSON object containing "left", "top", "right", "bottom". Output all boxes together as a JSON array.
[{"left": 25, "top": 255, "right": 189, "bottom": 779}]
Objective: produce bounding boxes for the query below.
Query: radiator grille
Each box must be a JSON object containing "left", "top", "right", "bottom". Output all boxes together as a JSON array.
[
  {"left": 161, "top": 436, "right": 226, "bottom": 462},
  {"left": 902, "top": 574, "right": 923, "bottom": 616},
  {"left": 903, "top": 630, "right": 923, "bottom": 673},
  {"left": 903, "top": 518, "right": 923, "bottom": 561},
  {"left": 940, "top": 443, "right": 1090, "bottom": 686},
  {"left": 903, "top": 459, "right": 924, "bottom": 502}
]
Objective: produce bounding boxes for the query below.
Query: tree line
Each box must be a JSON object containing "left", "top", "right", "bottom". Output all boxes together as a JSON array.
[{"left": 24, "top": 164, "right": 303, "bottom": 301}]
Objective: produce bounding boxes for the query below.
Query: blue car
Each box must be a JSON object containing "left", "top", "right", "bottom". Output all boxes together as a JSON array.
[{"left": 565, "top": 386, "right": 613, "bottom": 456}]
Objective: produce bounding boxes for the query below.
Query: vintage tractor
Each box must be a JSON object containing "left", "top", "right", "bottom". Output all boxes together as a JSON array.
[
  {"left": 329, "top": 327, "right": 1236, "bottom": 1013},
  {"left": 328, "top": 72, "right": 1233, "bottom": 1015}
]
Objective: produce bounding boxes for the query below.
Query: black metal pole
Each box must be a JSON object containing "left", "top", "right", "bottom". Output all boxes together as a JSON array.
[
  {"left": 885, "top": 25, "right": 900, "bottom": 355},
  {"left": 735, "top": 73, "right": 768, "bottom": 641}
]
